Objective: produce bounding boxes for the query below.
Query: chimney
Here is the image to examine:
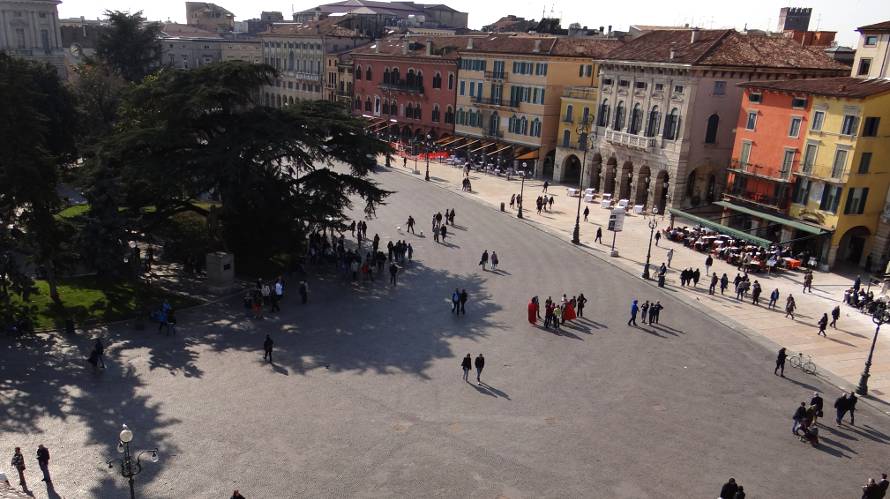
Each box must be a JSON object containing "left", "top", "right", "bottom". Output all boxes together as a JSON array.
[
  {"left": 533, "top": 39, "right": 541, "bottom": 52},
  {"left": 426, "top": 38, "right": 432, "bottom": 56},
  {"left": 607, "top": 24, "right": 612, "bottom": 35},
  {"left": 599, "top": 26, "right": 604, "bottom": 34},
  {"left": 467, "top": 37, "right": 473, "bottom": 49},
  {"left": 402, "top": 39, "right": 408, "bottom": 55},
  {"left": 690, "top": 27, "right": 700, "bottom": 43}
]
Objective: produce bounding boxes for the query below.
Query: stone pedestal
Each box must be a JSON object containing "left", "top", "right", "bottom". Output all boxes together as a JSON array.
[{"left": 206, "top": 252, "right": 235, "bottom": 294}]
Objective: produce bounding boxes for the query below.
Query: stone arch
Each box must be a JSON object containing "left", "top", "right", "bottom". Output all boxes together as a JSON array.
[
  {"left": 603, "top": 156, "right": 618, "bottom": 195},
  {"left": 685, "top": 168, "right": 700, "bottom": 206},
  {"left": 542, "top": 149, "right": 556, "bottom": 180},
  {"left": 837, "top": 225, "right": 872, "bottom": 267},
  {"left": 589, "top": 153, "right": 603, "bottom": 191},
  {"left": 562, "top": 154, "right": 582, "bottom": 185},
  {"left": 619, "top": 160, "right": 634, "bottom": 200},
  {"left": 653, "top": 170, "right": 670, "bottom": 215},
  {"left": 635, "top": 165, "right": 652, "bottom": 207},
  {"left": 400, "top": 125, "right": 412, "bottom": 139}
]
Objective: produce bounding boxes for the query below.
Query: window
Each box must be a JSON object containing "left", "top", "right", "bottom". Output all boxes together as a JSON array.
[
  {"left": 445, "top": 106, "right": 454, "bottom": 124},
  {"left": 374, "top": 96, "right": 380, "bottom": 114},
  {"left": 788, "top": 117, "right": 802, "bottom": 138},
  {"left": 792, "top": 97, "right": 807, "bottom": 109},
  {"left": 811, "top": 110, "right": 825, "bottom": 131},
  {"left": 629, "top": 104, "right": 642, "bottom": 135},
  {"left": 562, "top": 129, "right": 571, "bottom": 147},
  {"left": 355, "top": 66, "right": 362, "bottom": 80},
  {"left": 432, "top": 105, "right": 440, "bottom": 122},
  {"left": 582, "top": 107, "right": 590, "bottom": 124},
  {"left": 618, "top": 79, "right": 629, "bottom": 87},
  {"left": 40, "top": 29, "right": 49, "bottom": 51},
  {"left": 674, "top": 85, "right": 684, "bottom": 94},
  {"left": 603, "top": 78, "right": 613, "bottom": 86},
  {"left": 645, "top": 106, "right": 660, "bottom": 137},
  {"left": 15, "top": 28, "right": 25, "bottom": 49},
  {"left": 781, "top": 149, "right": 795, "bottom": 178},
  {"left": 704, "top": 113, "right": 719, "bottom": 144},
  {"left": 739, "top": 141, "right": 752, "bottom": 165},
  {"left": 858, "top": 58, "right": 872, "bottom": 76},
  {"left": 432, "top": 72, "right": 442, "bottom": 89},
  {"left": 654, "top": 83, "right": 664, "bottom": 91},
  {"left": 831, "top": 148, "right": 848, "bottom": 178},
  {"left": 530, "top": 118, "right": 541, "bottom": 137},
  {"left": 863, "top": 117, "right": 880, "bottom": 137},
  {"left": 745, "top": 111, "right": 757, "bottom": 130},
  {"left": 534, "top": 63, "right": 548, "bottom": 76},
  {"left": 802, "top": 143, "right": 817, "bottom": 173},
  {"left": 448, "top": 73, "right": 454, "bottom": 90},
  {"left": 469, "top": 81, "right": 476, "bottom": 98},
  {"left": 858, "top": 152, "right": 872, "bottom": 174},
  {"left": 792, "top": 178, "right": 811, "bottom": 204},
  {"left": 579, "top": 64, "right": 584, "bottom": 77},
  {"left": 820, "top": 185, "right": 842, "bottom": 213},
  {"left": 459, "top": 80, "right": 465, "bottom": 96},
  {"left": 748, "top": 93, "right": 762, "bottom": 104},
  {"left": 844, "top": 188, "right": 869, "bottom": 215},
  {"left": 564, "top": 105, "right": 574, "bottom": 122},
  {"left": 597, "top": 99, "right": 610, "bottom": 127},
  {"left": 713, "top": 81, "right": 726, "bottom": 95},
  {"left": 635, "top": 81, "right": 647, "bottom": 90},
  {"left": 585, "top": 65, "right": 592, "bottom": 77},
  {"left": 865, "top": 35, "right": 878, "bottom": 46},
  {"left": 663, "top": 108, "right": 680, "bottom": 140},
  {"left": 383, "top": 68, "right": 391, "bottom": 84},
  {"left": 613, "top": 101, "right": 625, "bottom": 131},
  {"left": 841, "top": 115, "right": 859, "bottom": 136}
]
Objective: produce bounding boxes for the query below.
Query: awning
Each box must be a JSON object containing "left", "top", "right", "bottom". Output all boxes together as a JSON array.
[
  {"left": 439, "top": 136, "right": 463, "bottom": 147},
  {"left": 470, "top": 141, "right": 494, "bottom": 153},
  {"left": 456, "top": 139, "right": 480, "bottom": 150},
  {"left": 714, "top": 201, "right": 828, "bottom": 235},
  {"left": 668, "top": 208, "right": 773, "bottom": 247},
  {"left": 436, "top": 135, "right": 454, "bottom": 144},
  {"left": 514, "top": 149, "right": 539, "bottom": 160},
  {"left": 486, "top": 144, "right": 512, "bottom": 156}
]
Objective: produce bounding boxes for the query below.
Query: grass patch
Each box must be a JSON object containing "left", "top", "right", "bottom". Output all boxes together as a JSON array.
[
  {"left": 57, "top": 204, "right": 90, "bottom": 219},
  {"left": 11, "top": 276, "right": 200, "bottom": 330}
]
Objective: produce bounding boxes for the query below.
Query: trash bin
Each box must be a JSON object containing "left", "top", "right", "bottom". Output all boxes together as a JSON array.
[{"left": 500, "top": 202, "right": 505, "bottom": 212}]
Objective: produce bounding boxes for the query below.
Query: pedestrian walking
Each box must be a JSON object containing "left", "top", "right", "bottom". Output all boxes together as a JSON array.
[
  {"left": 785, "top": 295, "right": 796, "bottom": 319},
  {"left": 510, "top": 194, "right": 516, "bottom": 209},
  {"left": 407, "top": 243, "right": 413, "bottom": 261},
  {"left": 461, "top": 354, "right": 471, "bottom": 381},
  {"left": 36, "top": 444, "right": 49, "bottom": 482},
  {"left": 595, "top": 227, "right": 603, "bottom": 244},
  {"left": 751, "top": 280, "right": 761, "bottom": 305},
  {"left": 407, "top": 215, "right": 415, "bottom": 234},
  {"left": 810, "top": 392, "right": 824, "bottom": 426},
  {"left": 548, "top": 196, "right": 554, "bottom": 211},
  {"left": 272, "top": 278, "right": 284, "bottom": 312},
  {"left": 440, "top": 224, "right": 447, "bottom": 243},
  {"left": 720, "top": 273, "right": 729, "bottom": 295},
  {"left": 775, "top": 347, "right": 787, "bottom": 376},
  {"left": 803, "top": 270, "right": 813, "bottom": 293},
  {"left": 490, "top": 251, "right": 499, "bottom": 271},
  {"left": 389, "top": 262, "right": 399, "bottom": 286},
  {"left": 459, "top": 289, "right": 468, "bottom": 315},
  {"left": 792, "top": 402, "right": 807, "bottom": 435},
  {"left": 830, "top": 305, "right": 840, "bottom": 328},
  {"left": 720, "top": 478, "right": 738, "bottom": 499},
  {"left": 709, "top": 273, "right": 718, "bottom": 294},
  {"left": 10, "top": 447, "right": 25, "bottom": 488},
  {"left": 834, "top": 392, "right": 849, "bottom": 425},
  {"left": 263, "top": 334, "right": 274, "bottom": 363},
  {"left": 583, "top": 206, "right": 589, "bottom": 222},
  {"left": 628, "top": 299, "right": 638, "bottom": 326},
  {"left": 877, "top": 473, "right": 888, "bottom": 498},
  {"left": 94, "top": 338, "right": 106, "bottom": 368},
  {"left": 848, "top": 391, "right": 858, "bottom": 425},
  {"left": 543, "top": 180, "right": 549, "bottom": 193},
  {"left": 692, "top": 268, "right": 701, "bottom": 287},
  {"left": 768, "top": 288, "right": 779, "bottom": 309},
  {"left": 705, "top": 255, "right": 713, "bottom": 276},
  {"left": 654, "top": 231, "right": 661, "bottom": 246},
  {"left": 640, "top": 301, "right": 650, "bottom": 324},
  {"left": 863, "top": 478, "right": 881, "bottom": 499},
  {"left": 817, "top": 313, "right": 828, "bottom": 336},
  {"left": 576, "top": 293, "right": 587, "bottom": 317},
  {"left": 451, "top": 289, "right": 460, "bottom": 314},
  {"left": 474, "top": 353, "right": 485, "bottom": 383},
  {"left": 298, "top": 281, "right": 309, "bottom": 304},
  {"left": 479, "top": 250, "right": 489, "bottom": 270},
  {"left": 666, "top": 248, "right": 674, "bottom": 268},
  {"left": 231, "top": 490, "right": 246, "bottom": 499}
]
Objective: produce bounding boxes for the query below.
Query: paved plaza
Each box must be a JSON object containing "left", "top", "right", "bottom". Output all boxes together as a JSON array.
[{"left": 2, "top": 164, "right": 890, "bottom": 498}]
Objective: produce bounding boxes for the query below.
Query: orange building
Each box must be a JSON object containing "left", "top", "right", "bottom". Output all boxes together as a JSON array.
[{"left": 725, "top": 85, "right": 811, "bottom": 223}]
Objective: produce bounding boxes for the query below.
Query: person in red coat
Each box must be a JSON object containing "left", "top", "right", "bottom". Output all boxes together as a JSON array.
[{"left": 528, "top": 297, "right": 540, "bottom": 324}]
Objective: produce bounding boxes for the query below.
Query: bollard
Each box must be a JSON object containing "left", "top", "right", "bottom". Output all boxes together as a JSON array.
[{"left": 500, "top": 202, "right": 505, "bottom": 212}]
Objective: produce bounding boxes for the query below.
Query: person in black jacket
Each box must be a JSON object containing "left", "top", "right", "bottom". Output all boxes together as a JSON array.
[
  {"left": 461, "top": 354, "right": 471, "bottom": 381},
  {"left": 474, "top": 354, "right": 485, "bottom": 383},
  {"left": 848, "top": 391, "right": 859, "bottom": 425},
  {"left": 817, "top": 313, "right": 829, "bottom": 337},
  {"left": 792, "top": 402, "right": 807, "bottom": 435},
  {"left": 719, "top": 477, "right": 738, "bottom": 499},
  {"left": 459, "top": 289, "right": 468, "bottom": 315},
  {"left": 94, "top": 338, "right": 106, "bottom": 368},
  {"left": 834, "top": 393, "right": 849, "bottom": 425},
  {"left": 734, "top": 485, "right": 746, "bottom": 499},
  {"left": 263, "top": 335, "right": 274, "bottom": 363},
  {"left": 36, "top": 444, "right": 50, "bottom": 482},
  {"left": 810, "top": 392, "right": 824, "bottom": 425},
  {"left": 775, "top": 348, "right": 787, "bottom": 377}
]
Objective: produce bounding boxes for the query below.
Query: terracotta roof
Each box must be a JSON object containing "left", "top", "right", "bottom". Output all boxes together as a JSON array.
[
  {"left": 551, "top": 37, "right": 623, "bottom": 58},
  {"left": 160, "top": 23, "right": 223, "bottom": 39},
  {"left": 459, "top": 34, "right": 621, "bottom": 58},
  {"left": 603, "top": 29, "right": 847, "bottom": 70},
  {"left": 260, "top": 18, "right": 362, "bottom": 38},
  {"left": 740, "top": 77, "right": 890, "bottom": 99},
  {"left": 351, "top": 35, "right": 478, "bottom": 58},
  {"left": 857, "top": 20, "right": 890, "bottom": 32}
]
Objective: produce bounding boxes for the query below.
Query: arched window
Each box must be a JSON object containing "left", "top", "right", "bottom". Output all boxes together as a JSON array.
[
  {"left": 354, "top": 97, "right": 361, "bottom": 110},
  {"left": 432, "top": 104, "right": 440, "bottom": 122},
  {"left": 704, "top": 113, "right": 719, "bottom": 144},
  {"left": 416, "top": 70, "right": 423, "bottom": 89},
  {"left": 406, "top": 69, "right": 416, "bottom": 87},
  {"left": 445, "top": 106, "right": 454, "bottom": 124},
  {"left": 433, "top": 72, "right": 442, "bottom": 89},
  {"left": 457, "top": 108, "right": 465, "bottom": 125},
  {"left": 382, "top": 100, "right": 389, "bottom": 115},
  {"left": 405, "top": 103, "right": 413, "bottom": 118},
  {"left": 448, "top": 73, "right": 454, "bottom": 90},
  {"left": 562, "top": 129, "right": 571, "bottom": 147},
  {"left": 489, "top": 112, "right": 500, "bottom": 134},
  {"left": 531, "top": 118, "right": 541, "bottom": 137},
  {"left": 391, "top": 67, "right": 400, "bottom": 83},
  {"left": 365, "top": 66, "right": 372, "bottom": 81},
  {"left": 629, "top": 103, "right": 642, "bottom": 135},
  {"left": 645, "top": 106, "right": 660, "bottom": 137},
  {"left": 364, "top": 97, "right": 372, "bottom": 112},
  {"left": 287, "top": 52, "right": 295, "bottom": 71},
  {"left": 582, "top": 106, "right": 590, "bottom": 124},
  {"left": 664, "top": 108, "right": 680, "bottom": 140},
  {"left": 288, "top": 96, "right": 294, "bottom": 106},
  {"left": 414, "top": 104, "right": 422, "bottom": 120},
  {"left": 276, "top": 94, "right": 282, "bottom": 108},
  {"left": 598, "top": 99, "right": 610, "bottom": 127},
  {"left": 383, "top": 68, "right": 391, "bottom": 84},
  {"left": 374, "top": 96, "right": 380, "bottom": 114},
  {"left": 564, "top": 104, "right": 574, "bottom": 122},
  {"left": 355, "top": 65, "right": 362, "bottom": 80},
  {"left": 520, "top": 116, "right": 528, "bottom": 135},
  {"left": 613, "top": 101, "right": 625, "bottom": 131}
]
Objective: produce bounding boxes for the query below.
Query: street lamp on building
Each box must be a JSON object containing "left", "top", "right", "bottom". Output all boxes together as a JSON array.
[
  {"left": 425, "top": 133, "right": 431, "bottom": 181},
  {"left": 857, "top": 304, "right": 890, "bottom": 395},
  {"left": 106, "top": 425, "right": 159, "bottom": 499},
  {"left": 642, "top": 217, "right": 658, "bottom": 279},
  {"left": 518, "top": 161, "right": 527, "bottom": 219},
  {"left": 572, "top": 117, "right": 593, "bottom": 245}
]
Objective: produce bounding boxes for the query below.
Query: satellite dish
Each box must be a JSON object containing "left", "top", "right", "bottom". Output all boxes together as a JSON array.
[{"left": 652, "top": 207, "right": 659, "bottom": 214}]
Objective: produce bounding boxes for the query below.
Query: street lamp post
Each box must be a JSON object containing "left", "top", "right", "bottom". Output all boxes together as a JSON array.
[
  {"left": 857, "top": 305, "right": 890, "bottom": 395},
  {"left": 572, "top": 118, "right": 592, "bottom": 245},
  {"left": 106, "top": 425, "right": 159, "bottom": 499},
  {"left": 424, "top": 133, "right": 431, "bottom": 181},
  {"left": 517, "top": 161, "right": 527, "bottom": 219},
  {"left": 412, "top": 138, "right": 419, "bottom": 174},
  {"left": 642, "top": 217, "right": 657, "bottom": 279}
]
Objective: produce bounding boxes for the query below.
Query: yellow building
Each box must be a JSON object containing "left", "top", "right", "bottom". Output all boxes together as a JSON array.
[
  {"left": 852, "top": 20, "right": 890, "bottom": 79},
  {"left": 771, "top": 77, "right": 890, "bottom": 269},
  {"left": 450, "top": 35, "right": 620, "bottom": 177},
  {"left": 554, "top": 86, "right": 598, "bottom": 186}
]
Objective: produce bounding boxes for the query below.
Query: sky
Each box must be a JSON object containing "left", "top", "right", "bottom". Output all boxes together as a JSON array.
[{"left": 58, "top": 0, "right": 889, "bottom": 47}]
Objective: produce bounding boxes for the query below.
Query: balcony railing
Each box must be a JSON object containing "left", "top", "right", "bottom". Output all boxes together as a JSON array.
[
  {"left": 472, "top": 96, "right": 519, "bottom": 109},
  {"left": 729, "top": 159, "right": 794, "bottom": 182},
  {"left": 484, "top": 70, "right": 506, "bottom": 80},
  {"left": 563, "top": 86, "right": 597, "bottom": 100},
  {"left": 604, "top": 129, "right": 656, "bottom": 151},
  {"left": 380, "top": 80, "right": 424, "bottom": 94},
  {"left": 723, "top": 188, "right": 789, "bottom": 210}
]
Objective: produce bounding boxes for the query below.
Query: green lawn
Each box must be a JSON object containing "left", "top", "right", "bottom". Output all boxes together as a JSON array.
[
  {"left": 12, "top": 276, "right": 200, "bottom": 330},
  {"left": 57, "top": 202, "right": 221, "bottom": 219}
]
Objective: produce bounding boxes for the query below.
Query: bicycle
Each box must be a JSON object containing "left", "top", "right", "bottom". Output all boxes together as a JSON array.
[{"left": 789, "top": 352, "right": 817, "bottom": 375}]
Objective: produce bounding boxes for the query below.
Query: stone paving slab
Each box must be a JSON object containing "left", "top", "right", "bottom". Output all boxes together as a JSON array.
[{"left": 390, "top": 156, "right": 890, "bottom": 409}]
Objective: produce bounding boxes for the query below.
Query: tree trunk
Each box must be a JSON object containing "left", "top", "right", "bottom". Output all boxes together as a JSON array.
[{"left": 45, "top": 263, "right": 63, "bottom": 308}]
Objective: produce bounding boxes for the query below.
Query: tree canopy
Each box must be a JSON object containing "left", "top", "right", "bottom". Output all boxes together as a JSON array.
[{"left": 96, "top": 10, "right": 162, "bottom": 83}]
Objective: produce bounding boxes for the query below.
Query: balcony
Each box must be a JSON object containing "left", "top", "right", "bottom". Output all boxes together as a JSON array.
[
  {"left": 472, "top": 96, "right": 519, "bottom": 110},
  {"left": 728, "top": 159, "right": 793, "bottom": 182},
  {"left": 723, "top": 187, "right": 790, "bottom": 210},
  {"left": 563, "top": 86, "right": 597, "bottom": 100},
  {"left": 484, "top": 70, "right": 506, "bottom": 80},
  {"left": 603, "top": 129, "right": 656, "bottom": 151},
  {"left": 380, "top": 80, "right": 424, "bottom": 94}
]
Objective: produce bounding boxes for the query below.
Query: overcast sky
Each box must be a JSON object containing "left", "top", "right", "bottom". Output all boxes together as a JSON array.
[{"left": 59, "top": 0, "right": 888, "bottom": 47}]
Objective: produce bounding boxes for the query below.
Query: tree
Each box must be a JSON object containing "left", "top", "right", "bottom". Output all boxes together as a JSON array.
[
  {"left": 93, "top": 61, "right": 391, "bottom": 263},
  {"left": 69, "top": 62, "right": 127, "bottom": 149},
  {"left": 96, "top": 10, "right": 161, "bottom": 83},
  {"left": 0, "top": 54, "right": 78, "bottom": 308}
]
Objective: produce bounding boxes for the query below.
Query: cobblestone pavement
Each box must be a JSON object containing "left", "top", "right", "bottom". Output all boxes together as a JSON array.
[
  {"left": 1, "top": 164, "right": 889, "bottom": 498},
  {"left": 396, "top": 156, "right": 890, "bottom": 408}
]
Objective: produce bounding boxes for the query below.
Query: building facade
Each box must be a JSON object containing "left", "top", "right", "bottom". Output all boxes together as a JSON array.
[
  {"left": 185, "top": 2, "right": 234, "bottom": 33},
  {"left": 591, "top": 29, "right": 846, "bottom": 215},
  {"left": 259, "top": 18, "right": 369, "bottom": 107},
  {"left": 0, "top": 0, "right": 65, "bottom": 77},
  {"left": 852, "top": 20, "right": 890, "bottom": 79},
  {"left": 351, "top": 36, "right": 471, "bottom": 140},
  {"left": 554, "top": 86, "right": 598, "bottom": 187},
  {"left": 221, "top": 38, "right": 261, "bottom": 63},
  {"left": 293, "top": 1, "right": 468, "bottom": 38},
  {"left": 723, "top": 78, "right": 890, "bottom": 270},
  {"left": 453, "top": 35, "right": 621, "bottom": 177}
]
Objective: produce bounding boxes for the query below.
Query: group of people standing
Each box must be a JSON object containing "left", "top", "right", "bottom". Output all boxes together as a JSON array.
[
  {"left": 627, "top": 299, "right": 664, "bottom": 326},
  {"left": 527, "top": 294, "right": 586, "bottom": 331},
  {"left": 7, "top": 444, "right": 51, "bottom": 490},
  {"left": 432, "top": 210, "right": 456, "bottom": 243},
  {"left": 478, "top": 250, "right": 500, "bottom": 271},
  {"left": 791, "top": 393, "right": 824, "bottom": 446}
]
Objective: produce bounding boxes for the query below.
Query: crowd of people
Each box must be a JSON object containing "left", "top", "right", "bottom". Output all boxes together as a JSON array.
[{"left": 527, "top": 294, "right": 587, "bottom": 331}]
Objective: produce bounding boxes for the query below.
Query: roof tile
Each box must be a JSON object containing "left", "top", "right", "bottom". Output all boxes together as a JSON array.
[{"left": 740, "top": 77, "right": 890, "bottom": 99}]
